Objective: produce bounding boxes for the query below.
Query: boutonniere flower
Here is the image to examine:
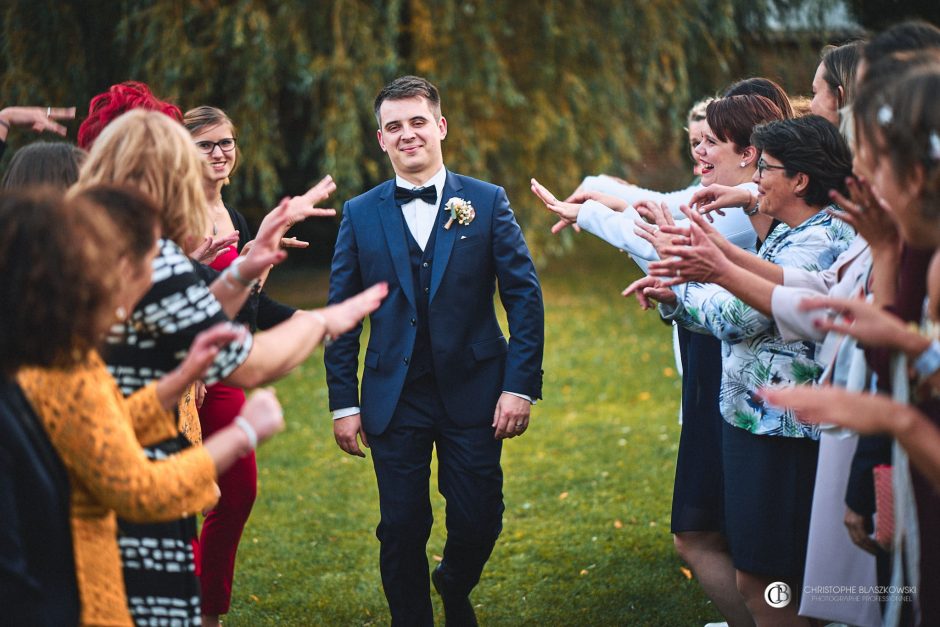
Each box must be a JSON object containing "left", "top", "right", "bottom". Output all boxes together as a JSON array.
[{"left": 443, "top": 197, "right": 475, "bottom": 230}]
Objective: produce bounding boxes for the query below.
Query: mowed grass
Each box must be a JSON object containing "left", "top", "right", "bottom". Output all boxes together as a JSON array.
[{"left": 227, "top": 235, "right": 720, "bottom": 625}]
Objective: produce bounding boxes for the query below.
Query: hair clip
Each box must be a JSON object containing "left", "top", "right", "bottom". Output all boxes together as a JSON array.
[
  {"left": 877, "top": 104, "right": 893, "bottom": 126},
  {"left": 930, "top": 131, "right": 940, "bottom": 162}
]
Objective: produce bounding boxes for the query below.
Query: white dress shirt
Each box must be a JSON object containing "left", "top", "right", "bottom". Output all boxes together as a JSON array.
[{"left": 398, "top": 167, "right": 447, "bottom": 250}]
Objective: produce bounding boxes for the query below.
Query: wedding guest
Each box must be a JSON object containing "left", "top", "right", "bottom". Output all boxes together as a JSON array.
[
  {"left": 643, "top": 115, "right": 888, "bottom": 626},
  {"left": 650, "top": 115, "right": 855, "bottom": 626},
  {"left": 1, "top": 141, "right": 86, "bottom": 190},
  {"left": 14, "top": 184, "right": 286, "bottom": 627},
  {"left": 769, "top": 63, "right": 940, "bottom": 626},
  {"left": 563, "top": 97, "right": 713, "bottom": 221},
  {"left": 75, "top": 107, "right": 387, "bottom": 624},
  {"left": 533, "top": 94, "right": 785, "bottom": 627},
  {"left": 810, "top": 42, "right": 864, "bottom": 127},
  {"left": 183, "top": 105, "right": 298, "bottom": 626},
  {"left": 0, "top": 194, "right": 80, "bottom": 626}
]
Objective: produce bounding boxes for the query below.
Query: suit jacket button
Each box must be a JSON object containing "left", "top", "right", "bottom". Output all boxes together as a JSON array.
[
  {"left": 422, "top": 261, "right": 429, "bottom": 268},
  {"left": 424, "top": 287, "right": 429, "bottom": 293},
  {"left": 403, "top": 357, "right": 410, "bottom": 365},
  {"left": 410, "top": 318, "right": 416, "bottom": 326}
]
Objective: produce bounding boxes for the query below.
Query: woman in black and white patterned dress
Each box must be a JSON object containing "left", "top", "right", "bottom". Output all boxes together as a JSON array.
[{"left": 75, "top": 105, "right": 387, "bottom": 624}]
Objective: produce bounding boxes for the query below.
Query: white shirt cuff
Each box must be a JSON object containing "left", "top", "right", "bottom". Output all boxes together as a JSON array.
[
  {"left": 504, "top": 391, "right": 534, "bottom": 405},
  {"left": 332, "top": 407, "right": 360, "bottom": 420}
]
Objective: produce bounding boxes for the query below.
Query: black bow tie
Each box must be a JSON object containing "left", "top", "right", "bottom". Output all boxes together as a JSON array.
[{"left": 395, "top": 185, "right": 438, "bottom": 205}]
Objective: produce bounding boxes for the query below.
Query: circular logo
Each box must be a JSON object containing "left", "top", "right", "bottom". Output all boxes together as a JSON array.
[{"left": 764, "top": 581, "right": 791, "bottom": 608}]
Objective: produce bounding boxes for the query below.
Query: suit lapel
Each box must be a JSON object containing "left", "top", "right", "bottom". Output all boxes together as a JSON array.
[
  {"left": 377, "top": 181, "right": 417, "bottom": 310},
  {"left": 430, "top": 170, "right": 462, "bottom": 302}
]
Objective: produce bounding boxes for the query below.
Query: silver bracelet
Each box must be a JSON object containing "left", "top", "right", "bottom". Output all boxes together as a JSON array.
[
  {"left": 234, "top": 416, "right": 258, "bottom": 450},
  {"left": 311, "top": 310, "right": 333, "bottom": 347},
  {"left": 226, "top": 256, "right": 259, "bottom": 289}
]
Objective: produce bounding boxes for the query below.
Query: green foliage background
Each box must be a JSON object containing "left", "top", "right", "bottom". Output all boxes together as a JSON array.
[{"left": 0, "top": 0, "right": 861, "bottom": 262}]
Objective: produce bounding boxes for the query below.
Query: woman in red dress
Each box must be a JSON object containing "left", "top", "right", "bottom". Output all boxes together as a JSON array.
[{"left": 185, "top": 106, "right": 298, "bottom": 627}]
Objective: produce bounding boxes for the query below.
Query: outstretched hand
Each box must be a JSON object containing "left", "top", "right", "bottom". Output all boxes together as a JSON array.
[
  {"left": 0, "top": 106, "right": 76, "bottom": 139},
  {"left": 315, "top": 282, "right": 389, "bottom": 338},
  {"left": 647, "top": 209, "right": 730, "bottom": 286},
  {"left": 531, "top": 177, "right": 582, "bottom": 232},
  {"left": 688, "top": 184, "right": 754, "bottom": 221},
  {"left": 178, "top": 323, "right": 247, "bottom": 382},
  {"left": 240, "top": 388, "right": 285, "bottom": 445},
  {"left": 796, "top": 295, "right": 922, "bottom": 352},
  {"left": 758, "top": 385, "right": 902, "bottom": 436},
  {"left": 190, "top": 231, "right": 240, "bottom": 264},
  {"left": 622, "top": 275, "right": 677, "bottom": 309}
]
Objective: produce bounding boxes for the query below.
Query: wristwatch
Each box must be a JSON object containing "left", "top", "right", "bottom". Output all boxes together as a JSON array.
[{"left": 744, "top": 195, "right": 760, "bottom": 216}]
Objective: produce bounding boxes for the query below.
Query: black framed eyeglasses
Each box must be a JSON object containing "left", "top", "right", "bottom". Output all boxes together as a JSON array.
[
  {"left": 194, "top": 138, "right": 237, "bottom": 154},
  {"left": 757, "top": 157, "right": 787, "bottom": 178}
]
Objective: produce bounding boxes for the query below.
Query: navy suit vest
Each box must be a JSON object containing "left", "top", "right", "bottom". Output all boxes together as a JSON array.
[{"left": 401, "top": 211, "right": 439, "bottom": 383}]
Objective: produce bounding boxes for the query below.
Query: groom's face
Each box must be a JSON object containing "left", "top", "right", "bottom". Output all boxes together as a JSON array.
[{"left": 377, "top": 96, "right": 447, "bottom": 184}]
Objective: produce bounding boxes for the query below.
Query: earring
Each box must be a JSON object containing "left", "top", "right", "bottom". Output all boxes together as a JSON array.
[
  {"left": 116, "top": 306, "right": 127, "bottom": 321},
  {"left": 740, "top": 161, "right": 747, "bottom": 168}
]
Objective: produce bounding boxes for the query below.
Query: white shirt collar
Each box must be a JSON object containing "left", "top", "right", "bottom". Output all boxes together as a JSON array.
[{"left": 396, "top": 166, "right": 446, "bottom": 198}]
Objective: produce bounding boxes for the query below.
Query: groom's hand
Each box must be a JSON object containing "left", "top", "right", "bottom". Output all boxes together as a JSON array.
[
  {"left": 493, "top": 393, "right": 530, "bottom": 440},
  {"left": 334, "top": 413, "right": 369, "bottom": 457}
]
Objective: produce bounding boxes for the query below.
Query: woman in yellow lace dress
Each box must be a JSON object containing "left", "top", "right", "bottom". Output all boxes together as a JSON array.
[{"left": 11, "top": 185, "right": 286, "bottom": 626}]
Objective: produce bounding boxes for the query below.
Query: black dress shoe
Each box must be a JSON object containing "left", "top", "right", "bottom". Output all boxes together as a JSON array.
[{"left": 431, "top": 567, "right": 478, "bottom": 627}]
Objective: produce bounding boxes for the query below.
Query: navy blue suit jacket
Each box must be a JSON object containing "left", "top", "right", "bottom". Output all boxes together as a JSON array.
[{"left": 325, "top": 170, "right": 544, "bottom": 435}]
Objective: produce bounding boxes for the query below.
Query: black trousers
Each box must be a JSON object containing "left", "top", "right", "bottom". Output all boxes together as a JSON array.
[{"left": 366, "top": 373, "right": 504, "bottom": 626}]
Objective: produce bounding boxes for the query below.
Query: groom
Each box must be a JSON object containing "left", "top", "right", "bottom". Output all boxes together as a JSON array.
[{"left": 325, "top": 75, "right": 544, "bottom": 625}]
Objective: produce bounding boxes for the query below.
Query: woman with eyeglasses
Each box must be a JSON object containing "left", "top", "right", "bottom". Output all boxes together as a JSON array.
[
  {"left": 644, "top": 115, "right": 855, "bottom": 625},
  {"left": 182, "top": 105, "right": 300, "bottom": 627}
]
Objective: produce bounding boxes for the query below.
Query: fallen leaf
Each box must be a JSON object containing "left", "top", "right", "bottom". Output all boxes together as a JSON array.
[
  {"left": 663, "top": 367, "right": 675, "bottom": 377},
  {"left": 579, "top": 569, "right": 589, "bottom": 576},
  {"left": 614, "top": 519, "right": 623, "bottom": 529},
  {"left": 559, "top": 491, "right": 569, "bottom": 500},
  {"left": 250, "top": 594, "right": 260, "bottom": 603},
  {"left": 638, "top": 391, "right": 651, "bottom": 401},
  {"left": 680, "top": 567, "right": 692, "bottom": 580}
]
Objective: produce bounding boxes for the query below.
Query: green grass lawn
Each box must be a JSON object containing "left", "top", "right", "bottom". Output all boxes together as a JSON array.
[{"left": 228, "top": 235, "right": 721, "bottom": 625}]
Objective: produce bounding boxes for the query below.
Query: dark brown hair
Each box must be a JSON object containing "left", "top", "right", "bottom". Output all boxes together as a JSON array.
[
  {"left": 374, "top": 75, "right": 442, "bottom": 125},
  {"left": 751, "top": 115, "right": 852, "bottom": 206},
  {"left": 1, "top": 142, "right": 87, "bottom": 191},
  {"left": 723, "top": 77, "right": 794, "bottom": 119},
  {"left": 706, "top": 95, "right": 785, "bottom": 152},
  {"left": 854, "top": 64, "right": 940, "bottom": 219},
  {"left": 0, "top": 188, "right": 121, "bottom": 373}
]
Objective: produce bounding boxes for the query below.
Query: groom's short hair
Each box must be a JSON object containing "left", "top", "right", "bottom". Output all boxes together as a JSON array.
[{"left": 374, "top": 76, "right": 442, "bottom": 125}]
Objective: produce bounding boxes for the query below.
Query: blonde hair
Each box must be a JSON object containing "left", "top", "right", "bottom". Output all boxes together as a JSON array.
[{"left": 76, "top": 109, "right": 207, "bottom": 251}]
